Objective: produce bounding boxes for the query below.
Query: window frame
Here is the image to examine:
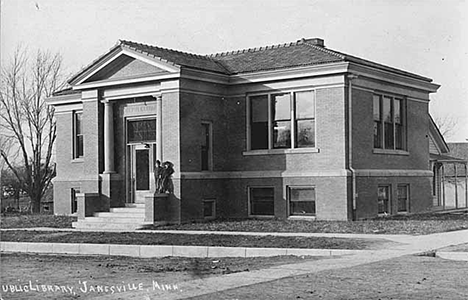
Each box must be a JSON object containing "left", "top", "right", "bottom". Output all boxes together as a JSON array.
[
  {"left": 246, "top": 90, "right": 317, "bottom": 154},
  {"left": 203, "top": 199, "right": 216, "bottom": 219},
  {"left": 377, "top": 185, "right": 391, "bottom": 215},
  {"left": 72, "top": 111, "right": 84, "bottom": 160},
  {"left": 397, "top": 184, "right": 410, "bottom": 213},
  {"left": 373, "top": 94, "right": 406, "bottom": 152},
  {"left": 201, "top": 121, "right": 213, "bottom": 171},
  {"left": 70, "top": 187, "right": 80, "bottom": 214},
  {"left": 248, "top": 186, "right": 275, "bottom": 218},
  {"left": 287, "top": 186, "right": 316, "bottom": 217}
]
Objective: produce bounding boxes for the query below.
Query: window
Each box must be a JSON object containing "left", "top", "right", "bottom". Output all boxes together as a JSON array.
[
  {"left": 373, "top": 95, "right": 405, "bottom": 150},
  {"left": 127, "top": 119, "right": 156, "bottom": 143},
  {"left": 397, "top": 184, "right": 409, "bottom": 213},
  {"left": 248, "top": 91, "right": 316, "bottom": 150},
  {"left": 203, "top": 199, "right": 216, "bottom": 219},
  {"left": 73, "top": 111, "right": 84, "bottom": 159},
  {"left": 201, "top": 122, "right": 212, "bottom": 171},
  {"left": 71, "top": 188, "right": 80, "bottom": 213},
  {"left": 295, "top": 91, "right": 315, "bottom": 148},
  {"left": 377, "top": 186, "right": 390, "bottom": 215},
  {"left": 249, "top": 187, "right": 274, "bottom": 216},
  {"left": 289, "top": 187, "right": 316, "bottom": 216}
]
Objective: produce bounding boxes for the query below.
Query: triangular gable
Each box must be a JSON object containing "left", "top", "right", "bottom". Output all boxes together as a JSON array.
[
  {"left": 69, "top": 44, "right": 180, "bottom": 86},
  {"left": 429, "top": 114, "right": 449, "bottom": 154},
  {"left": 86, "top": 54, "right": 168, "bottom": 82}
]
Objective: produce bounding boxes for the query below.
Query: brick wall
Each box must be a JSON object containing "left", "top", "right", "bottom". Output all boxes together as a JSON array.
[
  {"left": 351, "top": 88, "right": 430, "bottom": 170},
  {"left": 355, "top": 176, "right": 432, "bottom": 219}
]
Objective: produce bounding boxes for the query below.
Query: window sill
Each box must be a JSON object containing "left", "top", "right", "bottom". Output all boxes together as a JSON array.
[
  {"left": 288, "top": 215, "right": 316, "bottom": 220},
  {"left": 373, "top": 149, "right": 409, "bottom": 156},
  {"left": 248, "top": 215, "right": 275, "bottom": 219},
  {"left": 243, "top": 148, "right": 319, "bottom": 156},
  {"left": 71, "top": 158, "right": 84, "bottom": 163}
]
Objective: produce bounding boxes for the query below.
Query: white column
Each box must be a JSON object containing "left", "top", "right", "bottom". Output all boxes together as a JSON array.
[
  {"left": 103, "top": 100, "right": 115, "bottom": 174},
  {"left": 156, "top": 95, "right": 163, "bottom": 162}
]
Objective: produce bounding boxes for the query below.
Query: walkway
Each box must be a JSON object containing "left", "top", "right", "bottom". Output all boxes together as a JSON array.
[{"left": 4, "top": 228, "right": 464, "bottom": 299}]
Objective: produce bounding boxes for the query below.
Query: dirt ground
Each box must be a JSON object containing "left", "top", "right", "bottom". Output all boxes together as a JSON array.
[
  {"left": 190, "top": 254, "right": 468, "bottom": 300},
  {"left": 0, "top": 253, "right": 322, "bottom": 300}
]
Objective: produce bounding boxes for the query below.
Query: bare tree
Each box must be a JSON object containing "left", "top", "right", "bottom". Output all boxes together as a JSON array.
[
  {"left": 0, "top": 47, "right": 65, "bottom": 213},
  {"left": 433, "top": 114, "right": 459, "bottom": 140}
]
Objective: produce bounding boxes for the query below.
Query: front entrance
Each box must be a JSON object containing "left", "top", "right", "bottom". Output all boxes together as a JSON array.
[
  {"left": 130, "top": 144, "right": 156, "bottom": 203},
  {"left": 126, "top": 118, "right": 157, "bottom": 203}
]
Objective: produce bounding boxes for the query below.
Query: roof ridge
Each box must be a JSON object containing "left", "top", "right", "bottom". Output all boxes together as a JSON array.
[
  {"left": 119, "top": 39, "right": 213, "bottom": 61},
  {"left": 207, "top": 40, "right": 302, "bottom": 57}
]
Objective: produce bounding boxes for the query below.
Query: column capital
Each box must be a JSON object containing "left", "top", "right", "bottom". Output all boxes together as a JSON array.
[
  {"left": 101, "top": 99, "right": 113, "bottom": 105},
  {"left": 152, "top": 94, "right": 162, "bottom": 101}
]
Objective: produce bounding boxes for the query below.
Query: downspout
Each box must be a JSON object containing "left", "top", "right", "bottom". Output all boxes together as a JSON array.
[{"left": 347, "top": 74, "right": 359, "bottom": 220}]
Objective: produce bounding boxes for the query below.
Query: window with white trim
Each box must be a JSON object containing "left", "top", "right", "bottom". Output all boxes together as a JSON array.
[
  {"left": 248, "top": 90, "right": 315, "bottom": 150},
  {"left": 373, "top": 95, "right": 405, "bottom": 150},
  {"left": 73, "top": 111, "right": 84, "bottom": 159},
  {"left": 288, "top": 186, "right": 316, "bottom": 216},
  {"left": 249, "top": 187, "right": 274, "bottom": 216}
]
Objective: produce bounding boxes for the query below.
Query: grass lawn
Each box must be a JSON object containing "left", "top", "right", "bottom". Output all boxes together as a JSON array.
[
  {"left": 2, "top": 211, "right": 468, "bottom": 235},
  {"left": 154, "top": 212, "right": 468, "bottom": 235},
  {"left": 0, "top": 253, "right": 322, "bottom": 300},
  {"left": 0, "top": 213, "right": 76, "bottom": 228},
  {"left": 0, "top": 230, "right": 387, "bottom": 249}
]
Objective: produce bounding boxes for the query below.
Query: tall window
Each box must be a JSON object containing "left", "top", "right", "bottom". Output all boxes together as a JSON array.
[
  {"left": 289, "top": 187, "right": 316, "bottom": 216},
  {"left": 73, "top": 111, "right": 84, "bottom": 159},
  {"left": 249, "top": 90, "right": 316, "bottom": 150},
  {"left": 377, "top": 186, "right": 390, "bottom": 214},
  {"left": 373, "top": 95, "right": 405, "bottom": 150},
  {"left": 250, "top": 95, "right": 269, "bottom": 150},
  {"left": 272, "top": 94, "right": 291, "bottom": 148},
  {"left": 201, "top": 122, "right": 212, "bottom": 171},
  {"left": 295, "top": 91, "right": 315, "bottom": 148},
  {"left": 249, "top": 187, "right": 274, "bottom": 216},
  {"left": 397, "top": 184, "right": 409, "bottom": 213}
]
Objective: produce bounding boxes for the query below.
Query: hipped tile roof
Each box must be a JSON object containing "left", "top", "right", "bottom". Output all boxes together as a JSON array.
[{"left": 119, "top": 38, "right": 433, "bottom": 81}]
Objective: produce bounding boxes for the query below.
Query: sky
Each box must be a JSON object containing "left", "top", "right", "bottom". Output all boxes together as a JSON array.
[{"left": 1, "top": 0, "right": 467, "bottom": 142}]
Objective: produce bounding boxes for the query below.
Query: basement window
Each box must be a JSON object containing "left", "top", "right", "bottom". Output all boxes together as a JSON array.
[{"left": 249, "top": 187, "right": 274, "bottom": 216}]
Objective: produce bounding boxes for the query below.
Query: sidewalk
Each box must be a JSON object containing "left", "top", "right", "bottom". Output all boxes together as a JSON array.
[
  {"left": 2, "top": 227, "right": 468, "bottom": 299},
  {"left": 97, "top": 229, "right": 468, "bottom": 300}
]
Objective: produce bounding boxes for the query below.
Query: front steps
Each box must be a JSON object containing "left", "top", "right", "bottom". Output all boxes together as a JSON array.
[{"left": 72, "top": 204, "right": 153, "bottom": 231}]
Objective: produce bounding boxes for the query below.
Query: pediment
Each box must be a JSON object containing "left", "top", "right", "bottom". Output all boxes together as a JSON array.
[
  {"left": 70, "top": 45, "right": 181, "bottom": 86},
  {"left": 83, "top": 54, "right": 170, "bottom": 83}
]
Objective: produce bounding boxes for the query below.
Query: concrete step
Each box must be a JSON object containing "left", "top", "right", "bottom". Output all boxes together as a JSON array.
[
  {"left": 125, "top": 203, "right": 145, "bottom": 208},
  {"left": 72, "top": 221, "right": 152, "bottom": 231},
  {"left": 109, "top": 207, "right": 145, "bottom": 213},
  {"left": 95, "top": 212, "right": 145, "bottom": 218},
  {"left": 83, "top": 217, "right": 146, "bottom": 223}
]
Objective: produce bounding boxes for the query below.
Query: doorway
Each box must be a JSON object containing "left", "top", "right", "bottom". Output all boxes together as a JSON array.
[{"left": 126, "top": 118, "right": 157, "bottom": 203}]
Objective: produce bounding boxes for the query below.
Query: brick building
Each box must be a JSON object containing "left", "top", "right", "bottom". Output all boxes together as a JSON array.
[{"left": 47, "top": 38, "right": 441, "bottom": 229}]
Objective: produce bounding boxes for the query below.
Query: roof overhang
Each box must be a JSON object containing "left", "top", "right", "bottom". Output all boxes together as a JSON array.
[{"left": 430, "top": 153, "right": 467, "bottom": 163}]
